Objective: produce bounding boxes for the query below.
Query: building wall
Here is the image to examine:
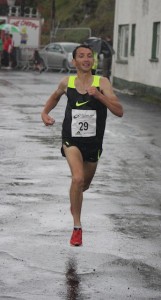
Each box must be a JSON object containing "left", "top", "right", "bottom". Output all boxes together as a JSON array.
[{"left": 112, "top": 0, "right": 161, "bottom": 97}]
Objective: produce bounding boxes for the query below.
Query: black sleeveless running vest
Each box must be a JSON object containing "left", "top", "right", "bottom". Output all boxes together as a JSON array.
[{"left": 62, "top": 75, "right": 107, "bottom": 146}]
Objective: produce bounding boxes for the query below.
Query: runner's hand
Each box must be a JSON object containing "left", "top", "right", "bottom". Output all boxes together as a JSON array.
[
  {"left": 86, "top": 86, "right": 100, "bottom": 98},
  {"left": 41, "top": 112, "right": 55, "bottom": 126}
]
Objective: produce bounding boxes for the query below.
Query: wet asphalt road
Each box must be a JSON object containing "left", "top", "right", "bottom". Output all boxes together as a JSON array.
[{"left": 0, "top": 70, "right": 161, "bottom": 300}]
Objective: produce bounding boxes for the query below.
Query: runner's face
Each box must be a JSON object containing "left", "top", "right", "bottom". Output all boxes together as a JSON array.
[{"left": 73, "top": 47, "right": 94, "bottom": 72}]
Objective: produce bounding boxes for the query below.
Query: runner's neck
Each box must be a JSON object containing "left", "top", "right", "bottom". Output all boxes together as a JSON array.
[{"left": 75, "top": 74, "right": 93, "bottom": 94}]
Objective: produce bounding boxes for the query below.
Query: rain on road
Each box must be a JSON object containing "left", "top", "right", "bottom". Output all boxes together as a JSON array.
[{"left": 0, "top": 70, "right": 161, "bottom": 300}]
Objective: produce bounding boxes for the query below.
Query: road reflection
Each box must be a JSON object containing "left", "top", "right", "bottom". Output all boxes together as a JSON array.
[{"left": 65, "top": 256, "right": 82, "bottom": 300}]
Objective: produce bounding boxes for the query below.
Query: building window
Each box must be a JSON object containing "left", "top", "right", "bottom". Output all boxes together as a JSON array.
[
  {"left": 118, "top": 24, "right": 129, "bottom": 61},
  {"left": 130, "top": 24, "right": 136, "bottom": 56},
  {"left": 151, "top": 22, "right": 160, "bottom": 60}
]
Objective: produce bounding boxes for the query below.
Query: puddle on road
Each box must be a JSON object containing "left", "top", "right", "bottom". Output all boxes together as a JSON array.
[
  {"left": 65, "top": 257, "right": 82, "bottom": 300},
  {"left": 41, "top": 156, "right": 61, "bottom": 160},
  {"left": 0, "top": 79, "right": 12, "bottom": 87},
  {"left": 25, "top": 135, "right": 53, "bottom": 145},
  {"left": 111, "top": 257, "right": 161, "bottom": 290},
  {"left": 6, "top": 193, "right": 57, "bottom": 203},
  {"left": 12, "top": 104, "right": 43, "bottom": 108},
  {"left": 63, "top": 254, "right": 99, "bottom": 300},
  {"left": 108, "top": 213, "right": 161, "bottom": 238},
  {"left": 24, "top": 134, "right": 61, "bottom": 145},
  {"left": 7, "top": 181, "right": 34, "bottom": 187}
]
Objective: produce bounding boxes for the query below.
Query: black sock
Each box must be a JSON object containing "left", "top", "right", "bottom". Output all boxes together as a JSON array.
[{"left": 74, "top": 226, "right": 82, "bottom": 230}]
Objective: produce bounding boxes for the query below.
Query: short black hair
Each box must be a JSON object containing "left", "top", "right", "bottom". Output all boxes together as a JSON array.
[{"left": 72, "top": 44, "right": 93, "bottom": 59}]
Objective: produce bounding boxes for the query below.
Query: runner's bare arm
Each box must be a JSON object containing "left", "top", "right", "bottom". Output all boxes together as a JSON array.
[
  {"left": 86, "top": 77, "right": 123, "bottom": 117},
  {"left": 41, "top": 77, "right": 68, "bottom": 126}
]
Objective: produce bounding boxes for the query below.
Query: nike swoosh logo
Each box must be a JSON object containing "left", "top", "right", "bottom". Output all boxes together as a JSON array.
[{"left": 76, "top": 100, "right": 90, "bottom": 107}]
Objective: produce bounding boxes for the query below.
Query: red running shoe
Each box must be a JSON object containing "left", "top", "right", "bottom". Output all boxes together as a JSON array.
[{"left": 70, "top": 228, "right": 82, "bottom": 246}]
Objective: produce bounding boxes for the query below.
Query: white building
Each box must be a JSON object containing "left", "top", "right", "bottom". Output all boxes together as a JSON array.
[{"left": 112, "top": 0, "right": 161, "bottom": 99}]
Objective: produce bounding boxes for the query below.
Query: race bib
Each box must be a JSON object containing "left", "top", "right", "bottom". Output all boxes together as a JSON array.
[{"left": 72, "top": 109, "right": 96, "bottom": 137}]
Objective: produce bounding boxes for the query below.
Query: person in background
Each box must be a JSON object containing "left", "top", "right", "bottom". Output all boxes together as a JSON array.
[
  {"left": 0, "top": 31, "right": 3, "bottom": 67},
  {"left": 8, "top": 34, "right": 14, "bottom": 68},
  {"left": 2, "top": 32, "right": 10, "bottom": 67},
  {"left": 101, "top": 35, "right": 115, "bottom": 79},
  {"left": 41, "top": 44, "right": 123, "bottom": 247},
  {"left": 33, "top": 49, "right": 45, "bottom": 73},
  {"left": 91, "top": 51, "right": 98, "bottom": 75}
]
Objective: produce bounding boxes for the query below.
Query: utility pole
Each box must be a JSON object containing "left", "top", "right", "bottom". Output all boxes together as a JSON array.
[
  {"left": 51, "top": 0, "right": 55, "bottom": 32},
  {"left": 20, "top": 0, "right": 25, "bottom": 17}
]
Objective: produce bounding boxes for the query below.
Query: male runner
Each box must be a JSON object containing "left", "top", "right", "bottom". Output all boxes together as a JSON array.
[{"left": 41, "top": 44, "right": 123, "bottom": 246}]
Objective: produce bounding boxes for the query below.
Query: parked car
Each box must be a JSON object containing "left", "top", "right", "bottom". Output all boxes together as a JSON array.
[{"left": 39, "top": 42, "right": 80, "bottom": 72}]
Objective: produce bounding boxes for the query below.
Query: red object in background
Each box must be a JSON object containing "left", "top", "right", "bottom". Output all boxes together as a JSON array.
[{"left": 1, "top": 30, "right": 6, "bottom": 42}]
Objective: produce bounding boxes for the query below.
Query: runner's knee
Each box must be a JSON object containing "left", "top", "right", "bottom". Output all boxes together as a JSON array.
[{"left": 72, "top": 174, "right": 84, "bottom": 188}]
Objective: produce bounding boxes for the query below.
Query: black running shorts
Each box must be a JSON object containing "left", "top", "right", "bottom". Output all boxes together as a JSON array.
[{"left": 61, "top": 139, "right": 103, "bottom": 162}]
